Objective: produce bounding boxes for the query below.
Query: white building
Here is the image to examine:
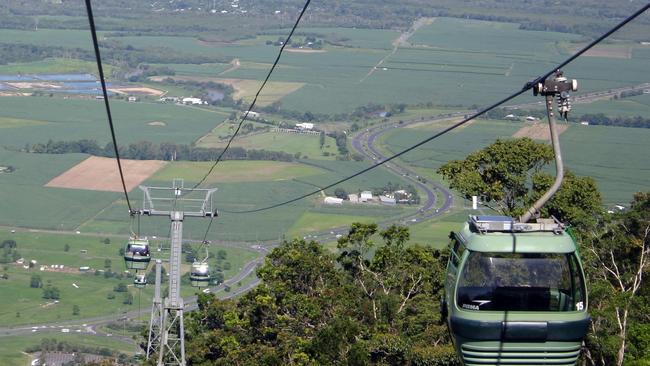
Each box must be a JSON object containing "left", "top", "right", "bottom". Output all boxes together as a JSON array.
[
  {"left": 360, "top": 191, "right": 373, "bottom": 202},
  {"left": 348, "top": 193, "right": 360, "bottom": 203},
  {"left": 324, "top": 197, "right": 343, "bottom": 205},
  {"left": 379, "top": 196, "right": 396, "bottom": 205},
  {"left": 295, "top": 122, "right": 314, "bottom": 130},
  {"left": 182, "top": 97, "right": 206, "bottom": 105},
  {"left": 525, "top": 116, "right": 537, "bottom": 121},
  {"left": 128, "top": 96, "right": 138, "bottom": 102},
  {"left": 245, "top": 111, "right": 260, "bottom": 118}
]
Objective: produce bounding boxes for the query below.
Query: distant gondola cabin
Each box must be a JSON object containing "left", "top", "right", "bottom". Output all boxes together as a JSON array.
[
  {"left": 123, "top": 238, "right": 151, "bottom": 270},
  {"left": 190, "top": 262, "right": 210, "bottom": 288}
]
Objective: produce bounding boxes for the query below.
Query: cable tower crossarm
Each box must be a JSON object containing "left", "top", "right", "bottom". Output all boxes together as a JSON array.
[
  {"left": 191, "top": 0, "right": 312, "bottom": 190},
  {"left": 221, "top": 2, "right": 650, "bottom": 215},
  {"left": 84, "top": 0, "right": 134, "bottom": 214}
]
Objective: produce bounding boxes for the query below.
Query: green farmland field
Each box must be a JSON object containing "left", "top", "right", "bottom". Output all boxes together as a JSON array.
[
  {"left": 576, "top": 94, "right": 650, "bottom": 117},
  {"left": 0, "top": 149, "right": 416, "bottom": 242},
  {"left": 111, "top": 18, "right": 649, "bottom": 114},
  {"left": 150, "top": 160, "right": 323, "bottom": 183},
  {"left": 1, "top": 19, "right": 648, "bottom": 117},
  {"left": 82, "top": 159, "right": 415, "bottom": 241},
  {"left": 0, "top": 150, "right": 119, "bottom": 230},
  {"left": 0, "top": 97, "right": 227, "bottom": 147},
  {"left": 197, "top": 127, "right": 340, "bottom": 160},
  {"left": 0, "top": 29, "right": 96, "bottom": 50},
  {"left": 381, "top": 119, "right": 650, "bottom": 205},
  {"left": 0, "top": 58, "right": 106, "bottom": 75}
]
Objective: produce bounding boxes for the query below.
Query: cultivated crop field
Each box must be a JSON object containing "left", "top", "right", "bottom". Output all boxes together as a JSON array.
[
  {"left": 79, "top": 159, "right": 414, "bottom": 241},
  {"left": 382, "top": 119, "right": 650, "bottom": 205},
  {"left": 575, "top": 94, "right": 650, "bottom": 117},
  {"left": 150, "top": 160, "right": 321, "bottom": 183},
  {"left": 0, "top": 96, "right": 227, "bottom": 147},
  {"left": 105, "top": 18, "right": 649, "bottom": 114},
  {"left": 0, "top": 58, "right": 105, "bottom": 75},
  {"left": 0, "top": 150, "right": 119, "bottom": 230},
  {"left": 197, "top": 127, "right": 340, "bottom": 160},
  {"left": 46, "top": 156, "right": 166, "bottom": 192}
]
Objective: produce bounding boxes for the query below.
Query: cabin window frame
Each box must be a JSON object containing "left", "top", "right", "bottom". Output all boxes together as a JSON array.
[{"left": 449, "top": 233, "right": 466, "bottom": 268}]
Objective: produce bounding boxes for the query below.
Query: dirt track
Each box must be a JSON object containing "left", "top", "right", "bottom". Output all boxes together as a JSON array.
[
  {"left": 45, "top": 156, "right": 166, "bottom": 192},
  {"left": 108, "top": 86, "right": 165, "bottom": 96},
  {"left": 513, "top": 122, "right": 568, "bottom": 141}
]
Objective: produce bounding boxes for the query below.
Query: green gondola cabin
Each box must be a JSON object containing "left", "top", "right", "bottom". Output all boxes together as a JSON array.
[{"left": 443, "top": 216, "right": 589, "bottom": 366}]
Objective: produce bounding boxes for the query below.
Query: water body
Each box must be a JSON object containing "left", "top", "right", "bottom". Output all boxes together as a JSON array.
[
  {"left": 0, "top": 75, "right": 36, "bottom": 81},
  {"left": 0, "top": 73, "right": 119, "bottom": 95},
  {"left": 35, "top": 73, "right": 96, "bottom": 82},
  {"left": 0, "top": 73, "right": 96, "bottom": 82}
]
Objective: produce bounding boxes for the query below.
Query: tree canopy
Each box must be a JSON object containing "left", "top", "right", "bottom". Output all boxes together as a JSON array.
[
  {"left": 438, "top": 137, "right": 553, "bottom": 216},
  {"left": 582, "top": 192, "right": 650, "bottom": 366},
  {"left": 438, "top": 137, "right": 602, "bottom": 226},
  {"left": 185, "top": 224, "right": 457, "bottom": 365}
]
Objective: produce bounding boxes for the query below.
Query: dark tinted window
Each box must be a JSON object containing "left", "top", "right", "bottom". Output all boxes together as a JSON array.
[{"left": 457, "top": 252, "right": 586, "bottom": 312}]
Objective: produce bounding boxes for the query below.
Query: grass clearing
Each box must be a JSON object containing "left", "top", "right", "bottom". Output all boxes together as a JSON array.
[
  {"left": 151, "top": 160, "right": 323, "bottom": 183},
  {"left": 0, "top": 229, "right": 260, "bottom": 326},
  {"left": 0, "top": 116, "right": 48, "bottom": 128},
  {"left": 408, "top": 220, "right": 458, "bottom": 249},
  {"left": 287, "top": 212, "right": 378, "bottom": 238},
  {"left": 0, "top": 333, "right": 136, "bottom": 366}
]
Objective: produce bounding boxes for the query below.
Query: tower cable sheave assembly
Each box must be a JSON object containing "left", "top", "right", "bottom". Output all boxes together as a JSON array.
[{"left": 223, "top": 2, "right": 650, "bottom": 214}]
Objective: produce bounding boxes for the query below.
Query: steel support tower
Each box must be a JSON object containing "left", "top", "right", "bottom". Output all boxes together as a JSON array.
[
  {"left": 140, "top": 180, "right": 217, "bottom": 366},
  {"left": 146, "top": 259, "right": 163, "bottom": 359}
]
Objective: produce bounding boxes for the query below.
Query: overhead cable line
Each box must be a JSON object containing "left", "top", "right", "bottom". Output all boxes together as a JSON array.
[
  {"left": 194, "top": 0, "right": 312, "bottom": 249},
  {"left": 223, "top": 2, "right": 650, "bottom": 214},
  {"left": 84, "top": 0, "right": 134, "bottom": 214},
  {"left": 191, "top": 0, "right": 312, "bottom": 190}
]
